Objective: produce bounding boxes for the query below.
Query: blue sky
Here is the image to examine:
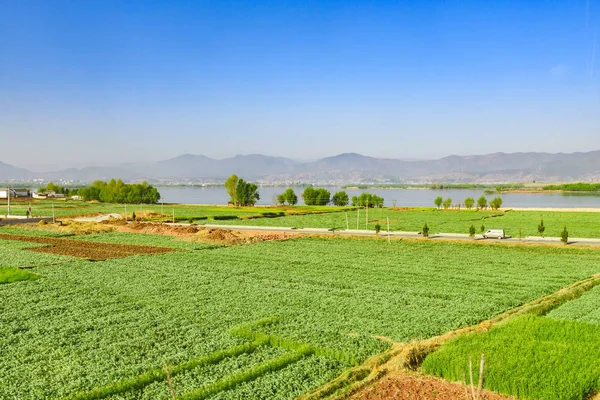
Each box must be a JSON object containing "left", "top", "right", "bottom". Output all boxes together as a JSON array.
[{"left": 1, "top": 0, "right": 599, "bottom": 168}]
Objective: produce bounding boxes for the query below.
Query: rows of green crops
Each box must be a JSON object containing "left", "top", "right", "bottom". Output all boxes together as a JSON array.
[
  {"left": 2, "top": 236, "right": 600, "bottom": 399},
  {"left": 197, "top": 208, "right": 600, "bottom": 238},
  {"left": 422, "top": 315, "right": 600, "bottom": 400},
  {"left": 548, "top": 284, "right": 600, "bottom": 326}
]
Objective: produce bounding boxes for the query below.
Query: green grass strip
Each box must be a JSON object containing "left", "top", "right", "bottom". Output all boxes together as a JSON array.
[
  {"left": 63, "top": 340, "right": 267, "bottom": 400},
  {"left": 178, "top": 349, "right": 310, "bottom": 400},
  {"left": 0, "top": 266, "right": 41, "bottom": 284},
  {"left": 231, "top": 318, "right": 359, "bottom": 366}
]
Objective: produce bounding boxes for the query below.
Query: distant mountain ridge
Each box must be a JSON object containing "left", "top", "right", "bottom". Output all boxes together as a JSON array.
[{"left": 2, "top": 150, "right": 600, "bottom": 183}]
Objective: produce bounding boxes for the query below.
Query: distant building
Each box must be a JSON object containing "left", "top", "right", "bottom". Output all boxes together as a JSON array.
[{"left": 0, "top": 188, "right": 30, "bottom": 199}]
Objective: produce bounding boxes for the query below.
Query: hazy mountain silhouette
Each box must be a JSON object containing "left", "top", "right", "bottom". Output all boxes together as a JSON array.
[{"left": 2, "top": 151, "right": 600, "bottom": 183}]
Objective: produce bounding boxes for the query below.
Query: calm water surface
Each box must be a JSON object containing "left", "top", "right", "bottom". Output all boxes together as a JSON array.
[{"left": 158, "top": 186, "right": 600, "bottom": 208}]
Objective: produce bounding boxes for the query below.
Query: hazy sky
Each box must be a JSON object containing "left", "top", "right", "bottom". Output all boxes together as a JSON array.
[{"left": 1, "top": 0, "right": 599, "bottom": 169}]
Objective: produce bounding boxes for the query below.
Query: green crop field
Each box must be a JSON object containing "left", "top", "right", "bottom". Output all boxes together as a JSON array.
[
  {"left": 548, "top": 284, "right": 600, "bottom": 326},
  {"left": 198, "top": 207, "right": 600, "bottom": 238},
  {"left": 1, "top": 231, "right": 600, "bottom": 399},
  {"left": 422, "top": 315, "right": 600, "bottom": 400},
  {"left": 0, "top": 199, "right": 349, "bottom": 220}
]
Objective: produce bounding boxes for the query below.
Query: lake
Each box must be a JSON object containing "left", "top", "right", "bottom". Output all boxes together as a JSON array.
[{"left": 157, "top": 186, "right": 600, "bottom": 209}]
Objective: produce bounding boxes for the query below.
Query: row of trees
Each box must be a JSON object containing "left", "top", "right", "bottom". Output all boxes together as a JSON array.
[
  {"left": 78, "top": 179, "right": 161, "bottom": 203},
  {"left": 351, "top": 192, "right": 384, "bottom": 208},
  {"left": 38, "top": 182, "right": 78, "bottom": 197},
  {"left": 274, "top": 187, "right": 351, "bottom": 206},
  {"left": 434, "top": 196, "right": 503, "bottom": 210},
  {"left": 225, "top": 174, "right": 260, "bottom": 206}
]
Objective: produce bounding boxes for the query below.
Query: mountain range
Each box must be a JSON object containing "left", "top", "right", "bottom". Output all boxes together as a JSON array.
[{"left": 2, "top": 151, "right": 600, "bottom": 184}]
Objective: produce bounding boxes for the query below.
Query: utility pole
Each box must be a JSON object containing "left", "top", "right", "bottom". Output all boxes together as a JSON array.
[
  {"left": 346, "top": 213, "right": 349, "bottom": 230},
  {"left": 52, "top": 203, "right": 55, "bottom": 224},
  {"left": 125, "top": 203, "right": 127, "bottom": 221},
  {"left": 172, "top": 208, "right": 175, "bottom": 224},
  {"left": 6, "top": 185, "right": 10, "bottom": 217},
  {"left": 357, "top": 208, "right": 360, "bottom": 230},
  {"left": 387, "top": 216, "right": 390, "bottom": 244},
  {"left": 365, "top": 205, "right": 368, "bottom": 230}
]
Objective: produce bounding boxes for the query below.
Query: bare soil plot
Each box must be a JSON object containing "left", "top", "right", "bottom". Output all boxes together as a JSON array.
[
  {"left": 0, "top": 233, "right": 172, "bottom": 260},
  {"left": 349, "top": 372, "right": 514, "bottom": 400}
]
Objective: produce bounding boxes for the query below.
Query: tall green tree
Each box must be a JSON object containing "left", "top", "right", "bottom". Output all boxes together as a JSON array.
[
  {"left": 235, "top": 179, "right": 260, "bottom": 206},
  {"left": 225, "top": 174, "right": 239, "bottom": 205},
  {"left": 434, "top": 196, "right": 443, "bottom": 209},
  {"left": 477, "top": 196, "right": 488, "bottom": 209},
  {"left": 303, "top": 187, "right": 331, "bottom": 205},
  {"left": 442, "top": 198, "right": 452, "bottom": 209},
  {"left": 464, "top": 197, "right": 475, "bottom": 209},
  {"left": 332, "top": 191, "right": 349, "bottom": 206},
  {"left": 490, "top": 196, "right": 503, "bottom": 210},
  {"left": 282, "top": 188, "right": 298, "bottom": 205}
]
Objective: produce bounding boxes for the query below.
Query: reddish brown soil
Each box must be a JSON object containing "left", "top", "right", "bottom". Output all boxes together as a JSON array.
[
  {"left": 0, "top": 233, "right": 172, "bottom": 260},
  {"left": 349, "top": 373, "right": 515, "bottom": 400},
  {"left": 116, "top": 222, "right": 297, "bottom": 245}
]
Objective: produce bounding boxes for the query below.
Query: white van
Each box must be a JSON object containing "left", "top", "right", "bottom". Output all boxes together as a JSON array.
[{"left": 483, "top": 229, "right": 505, "bottom": 239}]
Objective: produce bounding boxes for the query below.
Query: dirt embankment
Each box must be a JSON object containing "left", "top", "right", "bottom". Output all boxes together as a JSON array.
[{"left": 117, "top": 222, "right": 297, "bottom": 245}]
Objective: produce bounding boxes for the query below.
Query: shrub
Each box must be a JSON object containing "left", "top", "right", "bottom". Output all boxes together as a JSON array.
[
  {"left": 469, "top": 225, "right": 475, "bottom": 238},
  {"left": 480, "top": 225, "right": 485, "bottom": 233},
  {"left": 538, "top": 218, "right": 545, "bottom": 237},
  {"left": 561, "top": 226, "right": 568, "bottom": 244},
  {"left": 434, "top": 196, "right": 443, "bottom": 209},
  {"left": 422, "top": 223, "right": 430, "bottom": 238},
  {"left": 213, "top": 215, "right": 238, "bottom": 221},
  {"left": 375, "top": 224, "right": 381, "bottom": 234}
]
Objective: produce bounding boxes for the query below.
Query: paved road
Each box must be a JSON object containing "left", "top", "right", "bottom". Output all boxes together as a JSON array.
[{"left": 192, "top": 224, "right": 600, "bottom": 247}]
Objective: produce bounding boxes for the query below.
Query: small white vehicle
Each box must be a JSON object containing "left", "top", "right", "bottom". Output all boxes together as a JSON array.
[{"left": 484, "top": 229, "right": 505, "bottom": 239}]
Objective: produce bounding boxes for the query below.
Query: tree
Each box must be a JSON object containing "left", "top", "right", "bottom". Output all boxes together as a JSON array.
[
  {"left": 422, "top": 223, "right": 430, "bottom": 238},
  {"left": 469, "top": 225, "right": 476, "bottom": 238},
  {"left": 332, "top": 191, "right": 349, "bottom": 206},
  {"left": 225, "top": 174, "right": 239, "bottom": 205},
  {"left": 561, "top": 226, "right": 569, "bottom": 245},
  {"left": 464, "top": 197, "right": 475, "bottom": 209},
  {"left": 375, "top": 224, "right": 381, "bottom": 235},
  {"left": 442, "top": 198, "right": 452, "bottom": 210},
  {"left": 282, "top": 188, "right": 298, "bottom": 205},
  {"left": 538, "top": 218, "right": 545, "bottom": 237},
  {"left": 490, "top": 196, "right": 503, "bottom": 210},
  {"left": 480, "top": 225, "right": 485, "bottom": 233},
  {"left": 434, "top": 196, "right": 443, "bottom": 209},
  {"left": 276, "top": 193, "right": 286, "bottom": 205},
  {"left": 477, "top": 196, "right": 488, "bottom": 209},
  {"left": 303, "top": 187, "right": 331, "bottom": 205},
  {"left": 351, "top": 193, "right": 384, "bottom": 208},
  {"left": 235, "top": 179, "right": 260, "bottom": 206}
]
